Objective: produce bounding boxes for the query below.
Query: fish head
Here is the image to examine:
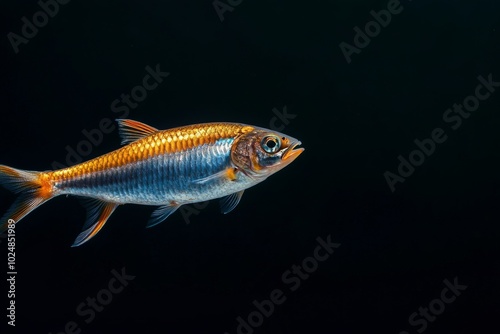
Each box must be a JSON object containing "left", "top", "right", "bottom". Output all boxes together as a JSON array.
[{"left": 231, "top": 126, "right": 304, "bottom": 179}]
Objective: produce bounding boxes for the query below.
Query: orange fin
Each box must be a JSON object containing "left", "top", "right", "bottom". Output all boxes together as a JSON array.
[
  {"left": 116, "top": 119, "right": 159, "bottom": 145},
  {"left": 0, "top": 165, "right": 51, "bottom": 233},
  {"left": 72, "top": 199, "right": 118, "bottom": 247}
]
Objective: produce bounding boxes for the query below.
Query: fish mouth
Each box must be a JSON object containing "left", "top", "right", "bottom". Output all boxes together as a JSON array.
[{"left": 282, "top": 141, "right": 304, "bottom": 161}]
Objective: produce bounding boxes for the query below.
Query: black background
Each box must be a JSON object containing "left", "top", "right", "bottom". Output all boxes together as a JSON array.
[{"left": 1, "top": 0, "right": 500, "bottom": 333}]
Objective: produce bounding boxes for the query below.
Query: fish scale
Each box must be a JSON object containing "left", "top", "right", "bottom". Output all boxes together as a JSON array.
[{"left": 49, "top": 124, "right": 240, "bottom": 202}]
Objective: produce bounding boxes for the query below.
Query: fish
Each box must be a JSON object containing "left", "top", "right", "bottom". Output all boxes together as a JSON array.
[{"left": 0, "top": 119, "right": 304, "bottom": 246}]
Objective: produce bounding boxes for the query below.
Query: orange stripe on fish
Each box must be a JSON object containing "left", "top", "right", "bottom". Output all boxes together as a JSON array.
[{"left": 48, "top": 121, "right": 255, "bottom": 183}]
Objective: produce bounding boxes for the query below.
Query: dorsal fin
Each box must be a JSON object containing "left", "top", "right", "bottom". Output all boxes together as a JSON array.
[{"left": 116, "top": 119, "right": 159, "bottom": 145}]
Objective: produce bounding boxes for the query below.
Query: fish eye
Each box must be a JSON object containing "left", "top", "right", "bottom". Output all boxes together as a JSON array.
[{"left": 261, "top": 135, "right": 281, "bottom": 153}]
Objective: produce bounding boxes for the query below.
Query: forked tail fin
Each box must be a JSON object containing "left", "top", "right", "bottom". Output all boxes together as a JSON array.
[{"left": 0, "top": 165, "right": 53, "bottom": 232}]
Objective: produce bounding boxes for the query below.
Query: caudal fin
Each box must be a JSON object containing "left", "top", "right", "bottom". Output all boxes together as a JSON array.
[{"left": 0, "top": 165, "right": 52, "bottom": 232}]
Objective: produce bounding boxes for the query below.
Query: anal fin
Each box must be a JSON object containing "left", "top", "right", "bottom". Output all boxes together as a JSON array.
[{"left": 72, "top": 200, "right": 118, "bottom": 247}]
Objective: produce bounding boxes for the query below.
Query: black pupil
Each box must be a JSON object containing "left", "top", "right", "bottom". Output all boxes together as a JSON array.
[{"left": 267, "top": 139, "right": 277, "bottom": 149}]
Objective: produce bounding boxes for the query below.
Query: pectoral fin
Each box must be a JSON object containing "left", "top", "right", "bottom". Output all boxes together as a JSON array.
[
  {"left": 72, "top": 200, "right": 119, "bottom": 247},
  {"left": 146, "top": 203, "right": 180, "bottom": 228},
  {"left": 220, "top": 190, "right": 244, "bottom": 214},
  {"left": 193, "top": 167, "right": 238, "bottom": 184}
]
